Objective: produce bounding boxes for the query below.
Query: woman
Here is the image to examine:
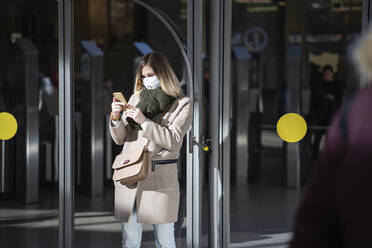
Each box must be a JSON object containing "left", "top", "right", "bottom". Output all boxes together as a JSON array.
[{"left": 110, "top": 52, "right": 192, "bottom": 248}]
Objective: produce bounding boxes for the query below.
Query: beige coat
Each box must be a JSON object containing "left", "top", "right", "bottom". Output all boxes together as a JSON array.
[{"left": 109, "top": 94, "right": 192, "bottom": 224}]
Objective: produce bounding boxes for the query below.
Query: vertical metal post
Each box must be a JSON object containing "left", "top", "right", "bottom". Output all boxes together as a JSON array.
[
  {"left": 234, "top": 60, "right": 249, "bottom": 187},
  {"left": 222, "top": 1, "right": 232, "bottom": 247},
  {"left": 79, "top": 41, "right": 104, "bottom": 197},
  {"left": 59, "top": 0, "right": 74, "bottom": 247},
  {"left": 187, "top": 0, "right": 203, "bottom": 247},
  {"left": 55, "top": 116, "right": 59, "bottom": 182},
  {"left": 106, "top": 115, "right": 112, "bottom": 180},
  {"left": 362, "top": 0, "right": 372, "bottom": 87},
  {"left": 14, "top": 38, "right": 39, "bottom": 204},
  {"left": 286, "top": 44, "right": 302, "bottom": 189},
  {"left": 1, "top": 140, "right": 5, "bottom": 193},
  {"left": 209, "top": 0, "right": 232, "bottom": 247}
]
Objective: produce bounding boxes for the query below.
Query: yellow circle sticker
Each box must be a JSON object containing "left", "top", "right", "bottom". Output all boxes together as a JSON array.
[
  {"left": 0, "top": 112, "right": 18, "bottom": 140},
  {"left": 276, "top": 113, "right": 307, "bottom": 143}
]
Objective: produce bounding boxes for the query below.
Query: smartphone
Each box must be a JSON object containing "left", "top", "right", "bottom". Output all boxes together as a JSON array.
[{"left": 113, "top": 92, "right": 128, "bottom": 110}]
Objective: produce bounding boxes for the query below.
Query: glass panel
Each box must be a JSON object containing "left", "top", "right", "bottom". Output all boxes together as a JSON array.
[
  {"left": 0, "top": 0, "right": 59, "bottom": 247},
  {"left": 73, "top": 0, "right": 188, "bottom": 247},
  {"left": 230, "top": 0, "right": 362, "bottom": 246}
]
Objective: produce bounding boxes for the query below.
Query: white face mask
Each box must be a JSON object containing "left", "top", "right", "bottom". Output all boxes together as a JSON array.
[{"left": 142, "top": 75, "right": 160, "bottom": 89}]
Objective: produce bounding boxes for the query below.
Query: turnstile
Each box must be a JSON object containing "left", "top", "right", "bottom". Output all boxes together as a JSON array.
[
  {"left": 0, "top": 94, "right": 14, "bottom": 196},
  {"left": 286, "top": 43, "right": 302, "bottom": 189},
  {"left": 39, "top": 76, "right": 59, "bottom": 183},
  {"left": 79, "top": 41, "right": 104, "bottom": 197},
  {"left": 231, "top": 43, "right": 303, "bottom": 189},
  {"left": 232, "top": 46, "right": 263, "bottom": 187},
  {"left": 14, "top": 38, "right": 40, "bottom": 204},
  {"left": 232, "top": 46, "right": 258, "bottom": 186}
]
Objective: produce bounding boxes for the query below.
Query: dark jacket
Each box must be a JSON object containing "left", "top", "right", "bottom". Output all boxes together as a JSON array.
[
  {"left": 310, "top": 79, "right": 344, "bottom": 124},
  {"left": 290, "top": 87, "right": 372, "bottom": 248}
]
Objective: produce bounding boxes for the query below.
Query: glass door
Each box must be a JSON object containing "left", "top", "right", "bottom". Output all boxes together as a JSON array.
[
  {"left": 229, "top": 0, "right": 362, "bottom": 247},
  {"left": 72, "top": 0, "right": 191, "bottom": 247},
  {"left": 0, "top": 0, "right": 59, "bottom": 247}
]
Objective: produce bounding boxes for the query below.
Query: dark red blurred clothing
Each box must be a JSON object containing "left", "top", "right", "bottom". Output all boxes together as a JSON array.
[{"left": 290, "top": 87, "right": 372, "bottom": 248}]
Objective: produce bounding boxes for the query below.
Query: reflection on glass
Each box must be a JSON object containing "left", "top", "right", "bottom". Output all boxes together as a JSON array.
[
  {"left": 230, "top": 0, "right": 362, "bottom": 246},
  {"left": 0, "top": 0, "right": 59, "bottom": 247}
]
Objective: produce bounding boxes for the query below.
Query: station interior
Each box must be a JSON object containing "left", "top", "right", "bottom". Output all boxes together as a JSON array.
[{"left": 0, "top": 0, "right": 365, "bottom": 247}]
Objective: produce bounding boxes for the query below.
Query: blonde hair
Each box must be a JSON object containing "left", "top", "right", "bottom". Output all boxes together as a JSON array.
[
  {"left": 134, "top": 52, "right": 182, "bottom": 97},
  {"left": 353, "top": 28, "right": 372, "bottom": 78}
]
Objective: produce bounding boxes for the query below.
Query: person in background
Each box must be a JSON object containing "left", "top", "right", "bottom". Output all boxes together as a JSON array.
[
  {"left": 310, "top": 64, "right": 344, "bottom": 156},
  {"left": 290, "top": 28, "right": 372, "bottom": 248}
]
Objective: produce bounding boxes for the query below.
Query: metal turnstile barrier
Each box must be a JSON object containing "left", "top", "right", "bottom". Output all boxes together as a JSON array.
[
  {"left": 0, "top": 140, "right": 14, "bottom": 196},
  {"left": 0, "top": 94, "right": 13, "bottom": 196},
  {"left": 79, "top": 41, "right": 104, "bottom": 196},
  {"left": 232, "top": 46, "right": 262, "bottom": 186},
  {"left": 14, "top": 38, "right": 40, "bottom": 204},
  {"left": 39, "top": 76, "right": 59, "bottom": 183},
  {"left": 286, "top": 43, "right": 302, "bottom": 189}
]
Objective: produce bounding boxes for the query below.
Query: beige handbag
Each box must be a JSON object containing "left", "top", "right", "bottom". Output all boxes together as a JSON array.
[
  {"left": 112, "top": 104, "right": 172, "bottom": 185},
  {"left": 112, "top": 139, "right": 150, "bottom": 185}
]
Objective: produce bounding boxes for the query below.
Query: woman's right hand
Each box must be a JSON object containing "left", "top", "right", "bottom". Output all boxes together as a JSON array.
[{"left": 111, "top": 97, "right": 126, "bottom": 117}]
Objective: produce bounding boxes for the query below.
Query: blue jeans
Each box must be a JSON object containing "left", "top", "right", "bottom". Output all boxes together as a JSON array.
[{"left": 121, "top": 201, "right": 176, "bottom": 248}]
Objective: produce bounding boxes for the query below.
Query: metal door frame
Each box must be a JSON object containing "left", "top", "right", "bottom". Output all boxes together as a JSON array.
[
  {"left": 209, "top": 0, "right": 232, "bottom": 247},
  {"left": 58, "top": 0, "right": 74, "bottom": 247},
  {"left": 187, "top": 0, "right": 203, "bottom": 247}
]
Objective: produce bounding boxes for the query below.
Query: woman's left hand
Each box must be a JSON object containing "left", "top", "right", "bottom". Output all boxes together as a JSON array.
[{"left": 125, "top": 105, "right": 147, "bottom": 124}]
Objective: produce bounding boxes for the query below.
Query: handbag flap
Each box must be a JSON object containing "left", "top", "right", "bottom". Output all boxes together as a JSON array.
[
  {"left": 112, "top": 147, "right": 145, "bottom": 169},
  {"left": 112, "top": 162, "right": 142, "bottom": 181}
]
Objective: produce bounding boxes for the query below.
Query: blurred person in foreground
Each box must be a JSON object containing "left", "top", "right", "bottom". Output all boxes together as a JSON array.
[{"left": 290, "top": 29, "right": 372, "bottom": 248}]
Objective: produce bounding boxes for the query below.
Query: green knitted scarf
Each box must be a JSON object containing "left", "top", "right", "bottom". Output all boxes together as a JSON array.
[{"left": 127, "top": 87, "right": 176, "bottom": 129}]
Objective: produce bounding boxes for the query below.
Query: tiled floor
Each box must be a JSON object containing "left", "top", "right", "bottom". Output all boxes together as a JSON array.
[
  {"left": 0, "top": 144, "right": 305, "bottom": 248},
  {"left": 229, "top": 146, "right": 301, "bottom": 247},
  {"left": 0, "top": 187, "right": 298, "bottom": 248}
]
